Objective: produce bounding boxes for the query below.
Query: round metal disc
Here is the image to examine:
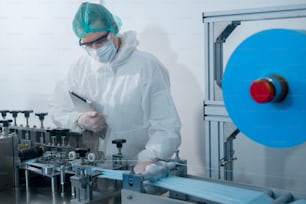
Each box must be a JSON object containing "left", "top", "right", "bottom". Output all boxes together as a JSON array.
[{"left": 222, "top": 29, "right": 306, "bottom": 147}]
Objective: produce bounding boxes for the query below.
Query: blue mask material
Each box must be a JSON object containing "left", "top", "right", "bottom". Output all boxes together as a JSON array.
[{"left": 88, "top": 40, "right": 117, "bottom": 63}]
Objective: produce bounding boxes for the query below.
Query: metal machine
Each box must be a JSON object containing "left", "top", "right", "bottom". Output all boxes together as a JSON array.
[
  {"left": 0, "top": 110, "right": 124, "bottom": 203},
  {"left": 0, "top": 110, "right": 188, "bottom": 203},
  {"left": 0, "top": 119, "right": 18, "bottom": 191},
  {"left": 1, "top": 4, "right": 306, "bottom": 204}
]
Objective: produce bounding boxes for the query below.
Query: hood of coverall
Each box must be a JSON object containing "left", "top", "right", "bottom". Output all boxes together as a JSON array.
[{"left": 110, "top": 31, "right": 139, "bottom": 68}]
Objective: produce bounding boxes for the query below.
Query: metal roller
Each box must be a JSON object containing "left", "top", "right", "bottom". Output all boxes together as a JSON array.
[{"left": 19, "top": 146, "right": 44, "bottom": 162}]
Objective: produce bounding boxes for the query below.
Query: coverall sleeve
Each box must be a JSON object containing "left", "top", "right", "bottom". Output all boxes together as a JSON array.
[
  {"left": 48, "top": 67, "right": 83, "bottom": 132},
  {"left": 138, "top": 58, "right": 182, "bottom": 161}
]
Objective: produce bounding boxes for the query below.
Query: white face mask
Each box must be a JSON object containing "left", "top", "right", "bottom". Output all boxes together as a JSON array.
[{"left": 88, "top": 40, "right": 117, "bottom": 63}]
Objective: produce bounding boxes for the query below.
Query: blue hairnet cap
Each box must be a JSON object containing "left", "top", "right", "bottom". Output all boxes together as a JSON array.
[{"left": 72, "top": 2, "right": 120, "bottom": 39}]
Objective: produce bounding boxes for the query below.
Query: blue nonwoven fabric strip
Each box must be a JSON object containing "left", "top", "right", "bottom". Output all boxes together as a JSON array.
[
  {"left": 24, "top": 159, "right": 36, "bottom": 164},
  {"left": 91, "top": 167, "right": 274, "bottom": 204},
  {"left": 290, "top": 200, "right": 306, "bottom": 204},
  {"left": 24, "top": 159, "right": 126, "bottom": 181},
  {"left": 149, "top": 176, "right": 273, "bottom": 204},
  {"left": 91, "top": 167, "right": 127, "bottom": 180},
  {"left": 24, "top": 160, "right": 298, "bottom": 203}
]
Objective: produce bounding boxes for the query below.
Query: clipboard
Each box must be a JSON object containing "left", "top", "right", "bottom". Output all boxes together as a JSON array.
[{"left": 69, "top": 90, "right": 94, "bottom": 112}]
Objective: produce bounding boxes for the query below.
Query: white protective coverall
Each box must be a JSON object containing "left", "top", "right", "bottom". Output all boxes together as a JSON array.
[{"left": 49, "top": 31, "right": 181, "bottom": 162}]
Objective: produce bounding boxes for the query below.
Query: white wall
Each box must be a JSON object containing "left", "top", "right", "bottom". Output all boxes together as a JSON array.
[{"left": 0, "top": 0, "right": 306, "bottom": 194}]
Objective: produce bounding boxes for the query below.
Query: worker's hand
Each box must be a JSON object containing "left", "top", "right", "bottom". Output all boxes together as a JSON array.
[
  {"left": 133, "top": 160, "right": 153, "bottom": 174},
  {"left": 77, "top": 111, "right": 107, "bottom": 133}
]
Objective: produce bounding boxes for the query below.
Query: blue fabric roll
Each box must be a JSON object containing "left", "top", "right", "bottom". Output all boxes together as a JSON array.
[{"left": 222, "top": 29, "right": 306, "bottom": 147}]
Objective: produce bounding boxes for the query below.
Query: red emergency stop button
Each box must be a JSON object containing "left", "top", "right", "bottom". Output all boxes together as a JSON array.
[
  {"left": 249, "top": 74, "right": 288, "bottom": 103},
  {"left": 249, "top": 79, "right": 275, "bottom": 103}
]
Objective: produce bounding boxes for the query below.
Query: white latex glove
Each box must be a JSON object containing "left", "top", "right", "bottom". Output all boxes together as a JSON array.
[
  {"left": 77, "top": 111, "right": 107, "bottom": 133},
  {"left": 134, "top": 160, "right": 171, "bottom": 194},
  {"left": 134, "top": 160, "right": 153, "bottom": 174}
]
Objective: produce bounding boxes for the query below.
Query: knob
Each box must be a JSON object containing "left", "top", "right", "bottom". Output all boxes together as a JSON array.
[
  {"left": 249, "top": 74, "right": 288, "bottom": 103},
  {"left": 0, "top": 119, "right": 13, "bottom": 127},
  {"left": 0, "top": 110, "right": 10, "bottom": 119},
  {"left": 112, "top": 139, "right": 126, "bottom": 149},
  {"left": 22, "top": 110, "right": 34, "bottom": 118}
]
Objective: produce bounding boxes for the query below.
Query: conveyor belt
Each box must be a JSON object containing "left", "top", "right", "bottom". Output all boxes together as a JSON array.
[
  {"left": 149, "top": 176, "right": 273, "bottom": 204},
  {"left": 24, "top": 159, "right": 126, "bottom": 180},
  {"left": 24, "top": 160, "right": 306, "bottom": 204},
  {"left": 91, "top": 167, "right": 127, "bottom": 180}
]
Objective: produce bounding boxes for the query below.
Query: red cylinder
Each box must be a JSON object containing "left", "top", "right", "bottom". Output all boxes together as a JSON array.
[{"left": 249, "top": 79, "right": 275, "bottom": 103}]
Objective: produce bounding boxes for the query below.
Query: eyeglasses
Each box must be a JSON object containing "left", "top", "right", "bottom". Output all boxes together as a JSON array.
[{"left": 79, "top": 31, "right": 110, "bottom": 48}]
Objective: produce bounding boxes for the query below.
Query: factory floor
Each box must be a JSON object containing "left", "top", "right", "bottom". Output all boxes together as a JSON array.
[
  {"left": 0, "top": 177, "right": 67, "bottom": 204},
  {"left": 0, "top": 174, "right": 121, "bottom": 204}
]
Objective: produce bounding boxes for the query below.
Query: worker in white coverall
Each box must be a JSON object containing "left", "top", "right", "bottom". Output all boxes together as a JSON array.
[{"left": 48, "top": 2, "right": 181, "bottom": 173}]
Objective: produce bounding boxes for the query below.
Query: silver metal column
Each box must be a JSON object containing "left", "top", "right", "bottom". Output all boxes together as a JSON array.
[{"left": 0, "top": 136, "right": 17, "bottom": 190}]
